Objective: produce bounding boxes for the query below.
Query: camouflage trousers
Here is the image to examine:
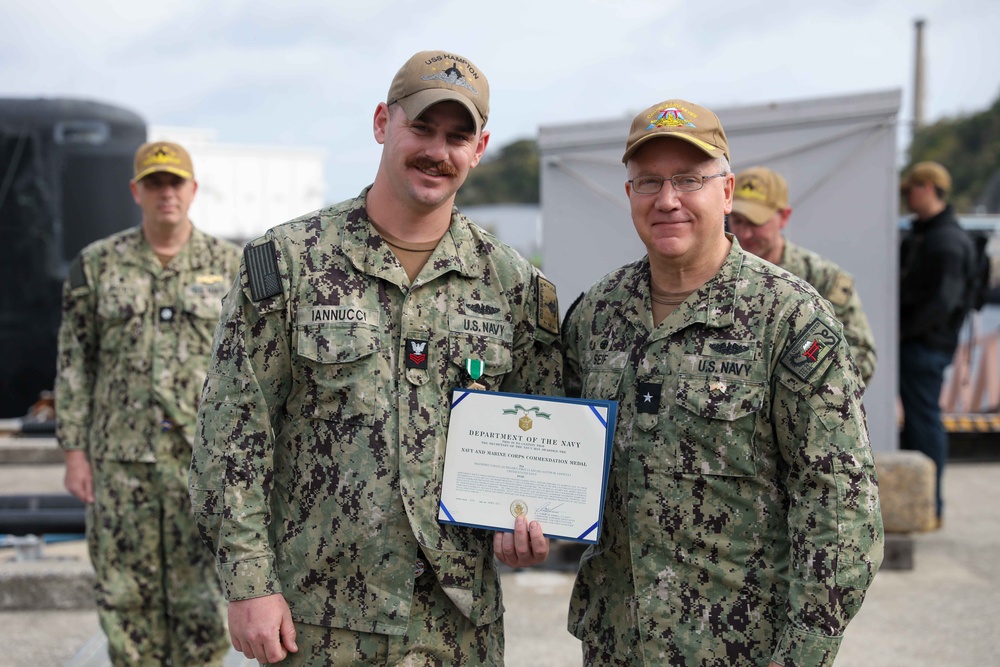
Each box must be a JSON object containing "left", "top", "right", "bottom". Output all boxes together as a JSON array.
[
  {"left": 268, "top": 561, "right": 503, "bottom": 666},
  {"left": 87, "top": 433, "right": 229, "bottom": 666}
]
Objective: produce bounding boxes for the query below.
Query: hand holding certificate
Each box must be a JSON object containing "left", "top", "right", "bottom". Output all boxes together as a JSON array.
[{"left": 439, "top": 389, "right": 617, "bottom": 543}]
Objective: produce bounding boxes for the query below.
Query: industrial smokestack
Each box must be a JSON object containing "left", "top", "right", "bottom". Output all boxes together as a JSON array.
[{"left": 913, "top": 18, "right": 926, "bottom": 131}]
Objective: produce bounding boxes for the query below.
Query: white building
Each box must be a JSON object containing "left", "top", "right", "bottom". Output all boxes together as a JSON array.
[
  {"left": 148, "top": 126, "right": 325, "bottom": 244},
  {"left": 461, "top": 203, "right": 542, "bottom": 264}
]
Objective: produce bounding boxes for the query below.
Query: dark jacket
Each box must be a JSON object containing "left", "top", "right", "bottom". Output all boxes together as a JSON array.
[{"left": 899, "top": 204, "right": 976, "bottom": 353}]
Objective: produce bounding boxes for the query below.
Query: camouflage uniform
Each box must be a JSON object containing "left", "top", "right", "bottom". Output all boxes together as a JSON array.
[
  {"left": 56, "top": 225, "right": 239, "bottom": 666},
  {"left": 779, "top": 239, "right": 877, "bottom": 385},
  {"left": 564, "top": 238, "right": 883, "bottom": 667},
  {"left": 191, "top": 188, "right": 562, "bottom": 665}
]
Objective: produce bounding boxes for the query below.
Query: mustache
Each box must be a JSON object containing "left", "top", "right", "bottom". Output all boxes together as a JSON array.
[{"left": 407, "top": 156, "right": 458, "bottom": 177}]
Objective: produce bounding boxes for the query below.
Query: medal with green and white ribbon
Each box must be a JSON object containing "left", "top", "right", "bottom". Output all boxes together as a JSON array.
[{"left": 465, "top": 358, "right": 485, "bottom": 390}]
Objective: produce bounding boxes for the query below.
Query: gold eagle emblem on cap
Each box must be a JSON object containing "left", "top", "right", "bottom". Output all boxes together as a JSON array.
[
  {"left": 736, "top": 177, "right": 767, "bottom": 201},
  {"left": 145, "top": 146, "right": 182, "bottom": 166}
]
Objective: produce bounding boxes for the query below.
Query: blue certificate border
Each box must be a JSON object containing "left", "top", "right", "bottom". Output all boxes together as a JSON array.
[{"left": 439, "top": 388, "right": 617, "bottom": 544}]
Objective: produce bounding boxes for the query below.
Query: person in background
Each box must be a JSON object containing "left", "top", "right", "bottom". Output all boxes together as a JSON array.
[
  {"left": 564, "top": 97, "right": 883, "bottom": 667},
  {"left": 729, "top": 165, "right": 877, "bottom": 386},
  {"left": 899, "top": 160, "right": 976, "bottom": 526},
  {"left": 57, "top": 141, "right": 238, "bottom": 665},
  {"left": 190, "top": 50, "right": 562, "bottom": 665}
]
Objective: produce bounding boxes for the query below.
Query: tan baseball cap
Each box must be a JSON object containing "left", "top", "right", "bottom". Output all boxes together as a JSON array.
[
  {"left": 622, "top": 98, "right": 729, "bottom": 164},
  {"left": 133, "top": 141, "right": 194, "bottom": 181},
  {"left": 732, "top": 166, "right": 789, "bottom": 225},
  {"left": 387, "top": 50, "right": 489, "bottom": 134},
  {"left": 901, "top": 161, "right": 951, "bottom": 194}
]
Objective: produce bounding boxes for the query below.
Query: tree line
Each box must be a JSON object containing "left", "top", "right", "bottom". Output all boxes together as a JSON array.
[
  {"left": 908, "top": 92, "right": 1000, "bottom": 214},
  {"left": 457, "top": 91, "right": 1000, "bottom": 214}
]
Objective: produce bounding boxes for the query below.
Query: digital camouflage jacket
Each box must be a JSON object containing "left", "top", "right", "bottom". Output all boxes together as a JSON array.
[
  {"left": 564, "top": 238, "right": 883, "bottom": 667},
  {"left": 191, "top": 189, "right": 562, "bottom": 634},
  {"left": 56, "top": 225, "right": 240, "bottom": 459}
]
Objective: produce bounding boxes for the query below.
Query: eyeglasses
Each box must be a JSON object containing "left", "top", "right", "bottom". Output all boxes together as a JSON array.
[{"left": 628, "top": 172, "right": 728, "bottom": 195}]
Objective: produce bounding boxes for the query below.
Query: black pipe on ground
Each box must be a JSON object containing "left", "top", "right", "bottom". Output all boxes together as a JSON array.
[{"left": 0, "top": 494, "right": 86, "bottom": 535}]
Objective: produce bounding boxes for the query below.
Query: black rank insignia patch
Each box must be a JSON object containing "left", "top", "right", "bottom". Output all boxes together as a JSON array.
[
  {"left": 405, "top": 338, "right": 429, "bottom": 369},
  {"left": 637, "top": 382, "right": 661, "bottom": 414},
  {"left": 781, "top": 315, "right": 841, "bottom": 381},
  {"left": 245, "top": 241, "right": 282, "bottom": 302}
]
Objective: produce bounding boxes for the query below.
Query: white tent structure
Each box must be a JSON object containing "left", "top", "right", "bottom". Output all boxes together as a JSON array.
[
  {"left": 148, "top": 126, "right": 326, "bottom": 245},
  {"left": 540, "top": 89, "right": 902, "bottom": 452}
]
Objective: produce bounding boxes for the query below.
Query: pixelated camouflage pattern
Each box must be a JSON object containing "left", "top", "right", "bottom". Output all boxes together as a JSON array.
[
  {"left": 779, "top": 239, "right": 877, "bottom": 386},
  {"left": 564, "top": 238, "right": 883, "bottom": 667},
  {"left": 191, "top": 189, "right": 562, "bottom": 639},
  {"left": 274, "top": 567, "right": 503, "bottom": 666},
  {"left": 89, "top": 453, "right": 229, "bottom": 666},
  {"left": 55, "top": 224, "right": 239, "bottom": 665},
  {"left": 56, "top": 226, "right": 241, "bottom": 457}
]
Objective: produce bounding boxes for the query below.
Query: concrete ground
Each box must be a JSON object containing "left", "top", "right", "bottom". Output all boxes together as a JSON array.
[{"left": 2, "top": 435, "right": 999, "bottom": 666}]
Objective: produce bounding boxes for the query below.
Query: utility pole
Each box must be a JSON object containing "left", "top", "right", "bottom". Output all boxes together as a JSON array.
[{"left": 913, "top": 18, "right": 926, "bottom": 135}]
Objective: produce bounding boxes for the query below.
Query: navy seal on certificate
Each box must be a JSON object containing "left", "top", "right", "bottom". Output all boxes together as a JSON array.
[{"left": 439, "top": 389, "right": 616, "bottom": 543}]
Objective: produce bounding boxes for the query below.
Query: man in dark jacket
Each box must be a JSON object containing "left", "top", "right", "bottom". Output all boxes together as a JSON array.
[{"left": 899, "top": 161, "right": 975, "bottom": 526}]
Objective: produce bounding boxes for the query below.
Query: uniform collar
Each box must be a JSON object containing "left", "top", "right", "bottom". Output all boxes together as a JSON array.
[
  {"left": 613, "top": 235, "right": 744, "bottom": 341},
  {"left": 111, "top": 224, "right": 200, "bottom": 274},
  {"left": 340, "top": 187, "right": 482, "bottom": 285}
]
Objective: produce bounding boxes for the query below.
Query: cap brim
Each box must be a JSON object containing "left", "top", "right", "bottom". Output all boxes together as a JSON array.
[
  {"left": 134, "top": 166, "right": 193, "bottom": 182},
  {"left": 396, "top": 89, "right": 484, "bottom": 133},
  {"left": 622, "top": 133, "right": 726, "bottom": 164},
  {"left": 731, "top": 199, "right": 778, "bottom": 225}
]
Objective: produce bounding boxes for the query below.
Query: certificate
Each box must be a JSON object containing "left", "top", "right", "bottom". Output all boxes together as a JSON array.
[{"left": 438, "top": 389, "right": 617, "bottom": 543}]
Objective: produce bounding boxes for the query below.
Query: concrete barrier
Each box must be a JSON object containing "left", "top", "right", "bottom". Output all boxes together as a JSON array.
[
  {"left": 874, "top": 450, "right": 936, "bottom": 534},
  {"left": 0, "top": 539, "right": 95, "bottom": 610},
  {"left": 0, "top": 435, "right": 64, "bottom": 464}
]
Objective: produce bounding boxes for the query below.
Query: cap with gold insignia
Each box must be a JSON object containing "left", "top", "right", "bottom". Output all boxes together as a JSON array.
[
  {"left": 732, "top": 166, "right": 789, "bottom": 225},
  {"left": 387, "top": 50, "right": 490, "bottom": 134},
  {"left": 133, "top": 141, "right": 194, "bottom": 182},
  {"left": 622, "top": 98, "right": 729, "bottom": 164}
]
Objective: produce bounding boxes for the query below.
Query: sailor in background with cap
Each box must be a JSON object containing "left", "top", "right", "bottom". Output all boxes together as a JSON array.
[
  {"left": 563, "top": 98, "right": 883, "bottom": 667},
  {"left": 728, "top": 166, "right": 877, "bottom": 386},
  {"left": 190, "top": 50, "right": 562, "bottom": 665},
  {"left": 899, "top": 160, "right": 976, "bottom": 526},
  {"left": 56, "top": 141, "right": 239, "bottom": 665}
]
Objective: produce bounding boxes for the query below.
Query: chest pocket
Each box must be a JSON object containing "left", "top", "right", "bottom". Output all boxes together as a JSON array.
[
  {"left": 182, "top": 283, "right": 227, "bottom": 321},
  {"left": 448, "top": 333, "right": 512, "bottom": 391},
  {"left": 296, "top": 323, "right": 380, "bottom": 426},
  {"left": 182, "top": 283, "right": 228, "bottom": 354},
  {"left": 97, "top": 282, "right": 149, "bottom": 353},
  {"left": 674, "top": 374, "right": 764, "bottom": 477},
  {"left": 97, "top": 284, "right": 147, "bottom": 321},
  {"left": 581, "top": 366, "right": 624, "bottom": 402}
]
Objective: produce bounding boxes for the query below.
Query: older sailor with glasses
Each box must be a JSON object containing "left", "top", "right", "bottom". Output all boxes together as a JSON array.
[{"left": 562, "top": 98, "right": 884, "bottom": 667}]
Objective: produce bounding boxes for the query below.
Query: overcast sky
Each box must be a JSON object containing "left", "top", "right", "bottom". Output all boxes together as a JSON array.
[{"left": 3, "top": 0, "right": 999, "bottom": 205}]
